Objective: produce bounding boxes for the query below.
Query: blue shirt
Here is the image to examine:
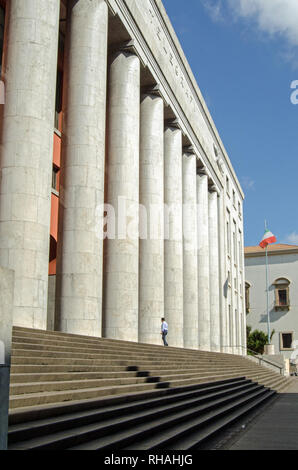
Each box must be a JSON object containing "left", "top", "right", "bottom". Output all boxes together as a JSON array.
[{"left": 161, "top": 321, "right": 168, "bottom": 332}]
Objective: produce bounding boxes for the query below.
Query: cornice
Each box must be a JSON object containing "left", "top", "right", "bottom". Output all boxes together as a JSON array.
[{"left": 245, "top": 248, "right": 298, "bottom": 258}]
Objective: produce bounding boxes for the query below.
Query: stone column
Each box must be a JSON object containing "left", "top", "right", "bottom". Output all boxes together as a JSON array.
[
  {"left": 197, "top": 172, "right": 211, "bottom": 351},
  {"left": 103, "top": 51, "right": 140, "bottom": 342},
  {"left": 164, "top": 126, "right": 184, "bottom": 348},
  {"left": 209, "top": 190, "right": 221, "bottom": 352},
  {"left": 182, "top": 152, "right": 199, "bottom": 350},
  {"left": 139, "top": 94, "right": 164, "bottom": 345},
  {"left": 240, "top": 231, "right": 247, "bottom": 355},
  {"left": 55, "top": 0, "right": 108, "bottom": 337},
  {"left": 0, "top": 0, "right": 60, "bottom": 329},
  {"left": 218, "top": 192, "right": 228, "bottom": 353}
]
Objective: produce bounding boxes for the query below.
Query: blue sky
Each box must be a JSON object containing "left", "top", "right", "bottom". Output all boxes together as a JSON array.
[{"left": 162, "top": 0, "right": 298, "bottom": 247}]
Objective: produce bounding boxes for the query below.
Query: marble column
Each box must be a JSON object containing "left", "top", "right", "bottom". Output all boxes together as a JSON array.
[
  {"left": 182, "top": 152, "right": 199, "bottom": 350},
  {"left": 55, "top": 0, "right": 108, "bottom": 336},
  {"left": 0, "top": 0, "right": 60, "bottom": 329},
  {"left": 164, "top": 126, "right": 184, "bottom": 348},
  {"left": 103, "top": 51, "right": 140, "bottom": 342},
  {"left": 197, "top": 172, "right": 211, "bottom": 351},
  {"left": 139, "top": 94, "right": 164, "bottom": 345},
  {"left": 218, "top": 192, "right": 228, "bottom": 353},
  {"left": 209, "top": 190, "right": 220, "bottom": 352}
]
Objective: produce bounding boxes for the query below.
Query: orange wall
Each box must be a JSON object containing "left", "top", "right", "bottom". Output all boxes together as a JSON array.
[{"left": 49, "top": 131, "right": 61, "bottom": 275}]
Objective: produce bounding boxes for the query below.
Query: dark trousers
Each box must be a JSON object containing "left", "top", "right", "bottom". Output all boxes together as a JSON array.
[{"left": 162, "top": 330, "right": 168, "bottom": 346}]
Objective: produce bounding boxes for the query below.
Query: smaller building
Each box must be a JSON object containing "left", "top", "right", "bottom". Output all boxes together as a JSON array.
[{"left": 245, "top": 244, "right": 298, "bottom": 363}]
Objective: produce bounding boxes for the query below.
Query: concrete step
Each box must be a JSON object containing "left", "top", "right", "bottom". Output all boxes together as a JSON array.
[
  {"left": 10, "top": 367, "right": 274, "bottom": 395},
  {"left": 11, "top": 337, "right": 239, "bottom": 357},
  {"left": 8, "top": 379, "right": 268, "bottom": 450},
  {"left": 10, "top": 356, "right": 257, "bottom": 368},
  {"left": 12, "top": 327, "right": 238, "bottom": 358},
  {"left": 257, "top": 375, "right": 293, "bottom": 391},
  {"left": 8, "top": 378, "right": 251, "bottom": 444},
  {"left": 10, "top": 345, "right": 256, "bottom": 368},
  {"left": 13, "top": 329, "right": 258, "bottom": 365},
  {"left": 9, "top": 365, "right": 271, "bottom": 384},
  {"left": 10, "top": 346, "right": 275, "bottom": 369},
  {"left": 9, "top": 377, "right": 247, "bottom": 425},
  {"left": 68, "top": 386, "right": 274, "bottom": 450},
  {"left": 10, "top": 366, "right": 287, "bottom": 410},
  {"left": 11, "top": 370, "right": 265, "bottom": 409},
  {"left": 125, "top": 389, "right": 276, "bottom": 450},
  {"left": 8, "top": 326, "right": 293, "bottom": 452}
]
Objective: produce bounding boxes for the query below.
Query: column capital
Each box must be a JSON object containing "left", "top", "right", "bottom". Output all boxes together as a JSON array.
[
  {"left": 209, "top": 185, "right": 220, "bottom": 195},
  {"left": 118, "top": 39, "right": 137, "bottom": 54},
  {"left": 141, "top": 84, "right": 162, "bottom": 97},
  {"left": 197, "top": 167, "right": 208, "bottom": 177},
  {"left": 164, "top": 117, "right": 182, "bottom": 130},
  {"left": 141, "top": 84, "right": 167, "bottom": 106},
  {"left": 110, "top": 39, "right": 145, "bottom": 67},
  {"left": 183, "top": 145, "right": 195, "bottom": 156}
]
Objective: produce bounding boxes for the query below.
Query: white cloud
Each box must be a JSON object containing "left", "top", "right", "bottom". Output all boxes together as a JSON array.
[
  {"left": 202, "top": 0, "right": 298, "bottom": 61},
  {"left": 201, "top": 0, "right": 225, "bottom": 23},
  {"left": 283, "top": 232, "right": 298, "bottom": 244},
  {"left": 241, "top": 177, "right": 255, "bottom": 190},
  {"left": 227, "top": 0, "right": 298, "bottom": 47}
]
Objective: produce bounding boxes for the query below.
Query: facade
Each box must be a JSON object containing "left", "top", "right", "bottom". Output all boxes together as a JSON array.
[
  {"left": 245, "top": 244, "right": 298, "bottom": 360},
  {"left": 0, "top": 0, "right": 245, "bottom": 354}
]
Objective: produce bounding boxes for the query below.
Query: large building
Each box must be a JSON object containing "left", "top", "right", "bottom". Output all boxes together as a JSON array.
[
  {"left": 245, "top": 244, "right": 298, "bottom": 360},
  {"left": 0, "top": 0, "right": 246, "bottom": 355}
]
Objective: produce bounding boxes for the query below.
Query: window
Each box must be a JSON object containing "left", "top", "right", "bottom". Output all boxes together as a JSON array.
[
  {"left": 226, "top": 176, "right": 230, "bottom": 196},
  {"left": 245, "top": 282, "right": 251, "bottom": 314},
  {"left": 280, "top": 332, "right": 294, "bottom": 350},
  {"left": 278, "top": 290, "right": 287, "bottom": 306},
  {"left": 52, "top": 165, "right": 59, "bottom": 192},
  {"left": 55, "top": 69, "right": 63, "bottom": 130},
  {"left": 239, "top": 231, "right": 243, "bottom": 264},
  {"left": 233, "top": 221, "right": 237, "bottom": 265},
  {"left": 238, "top": 201, "right": 242, "bottom": 218},
  {"left": 235, "top": 309, "right": 239, "bottom": 346},
  {"left": 227, "top": 219, "right": 231, "bottom": 255},
  {"left": 49, "top": 235, "right": 57, "bottom": 263},
  {"left": 273, "top": 278, "right": 290, "bottom": 310},
  {"left": 54, "top": 33, "right": 65, "bottom": 131},
  {"left": 229, "top": 305, "right": 233, "bottom": 346},
  {"left": 232, "top": 190, "right": 236, "bottom": 207}
]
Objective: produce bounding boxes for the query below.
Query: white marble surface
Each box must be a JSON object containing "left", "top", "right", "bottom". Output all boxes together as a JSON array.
[
  {"left": 55, "top": 0, "right": 108, "bottom": 337},
  {"left": 0, "top": 0, "right": 60, "bottom": 329}
]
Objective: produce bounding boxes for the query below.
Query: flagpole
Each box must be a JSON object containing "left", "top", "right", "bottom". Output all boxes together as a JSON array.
[
  {"left": 265, "top": 244, "right": 270, "bottom": 344},
  {"left": 264, "top": 220, "right": 270, "bottom": 344}
]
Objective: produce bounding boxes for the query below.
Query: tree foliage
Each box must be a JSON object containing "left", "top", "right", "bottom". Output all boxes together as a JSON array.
[{"left": 246, "top": 326, "right": 275, "bottom": 355}]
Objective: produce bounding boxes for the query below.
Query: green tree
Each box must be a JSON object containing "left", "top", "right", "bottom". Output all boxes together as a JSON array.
[{"left": 246, "top": 326, "right": 275, "bottom": 355}]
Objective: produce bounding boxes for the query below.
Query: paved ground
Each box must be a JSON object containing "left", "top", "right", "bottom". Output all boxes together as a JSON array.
[{"left": 228, "top": 378, "right": 298, "bottom": 450}]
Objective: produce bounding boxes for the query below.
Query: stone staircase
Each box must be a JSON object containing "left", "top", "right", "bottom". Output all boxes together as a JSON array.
[{"left": 8, "top": 326, "right": 293, "bottom": 450}]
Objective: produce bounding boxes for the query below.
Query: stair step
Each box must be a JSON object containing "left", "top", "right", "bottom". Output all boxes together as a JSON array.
[
  {"left": 9, "top": 365, "right": 270, "bottom": 383},
  {"left": 8, "top": 378, "right": 252, "bottom": 444},
  {"left": 67, "top": 387, "right": 272, "bottom": 451},
  {"left": 10, "top": 367, "right": 272, "bottom": 394},
  {"left": 8, "top": 381, "right": 264, "bottom": 450},
  {"left": 127, "top": 390, "right": 276, "bottom": 450},
  {"left": 9, "top": 377, "right": 246, "bottom": 424},
  {"left": 8, "top": 327, "right": 293, "bottom": 450}
]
